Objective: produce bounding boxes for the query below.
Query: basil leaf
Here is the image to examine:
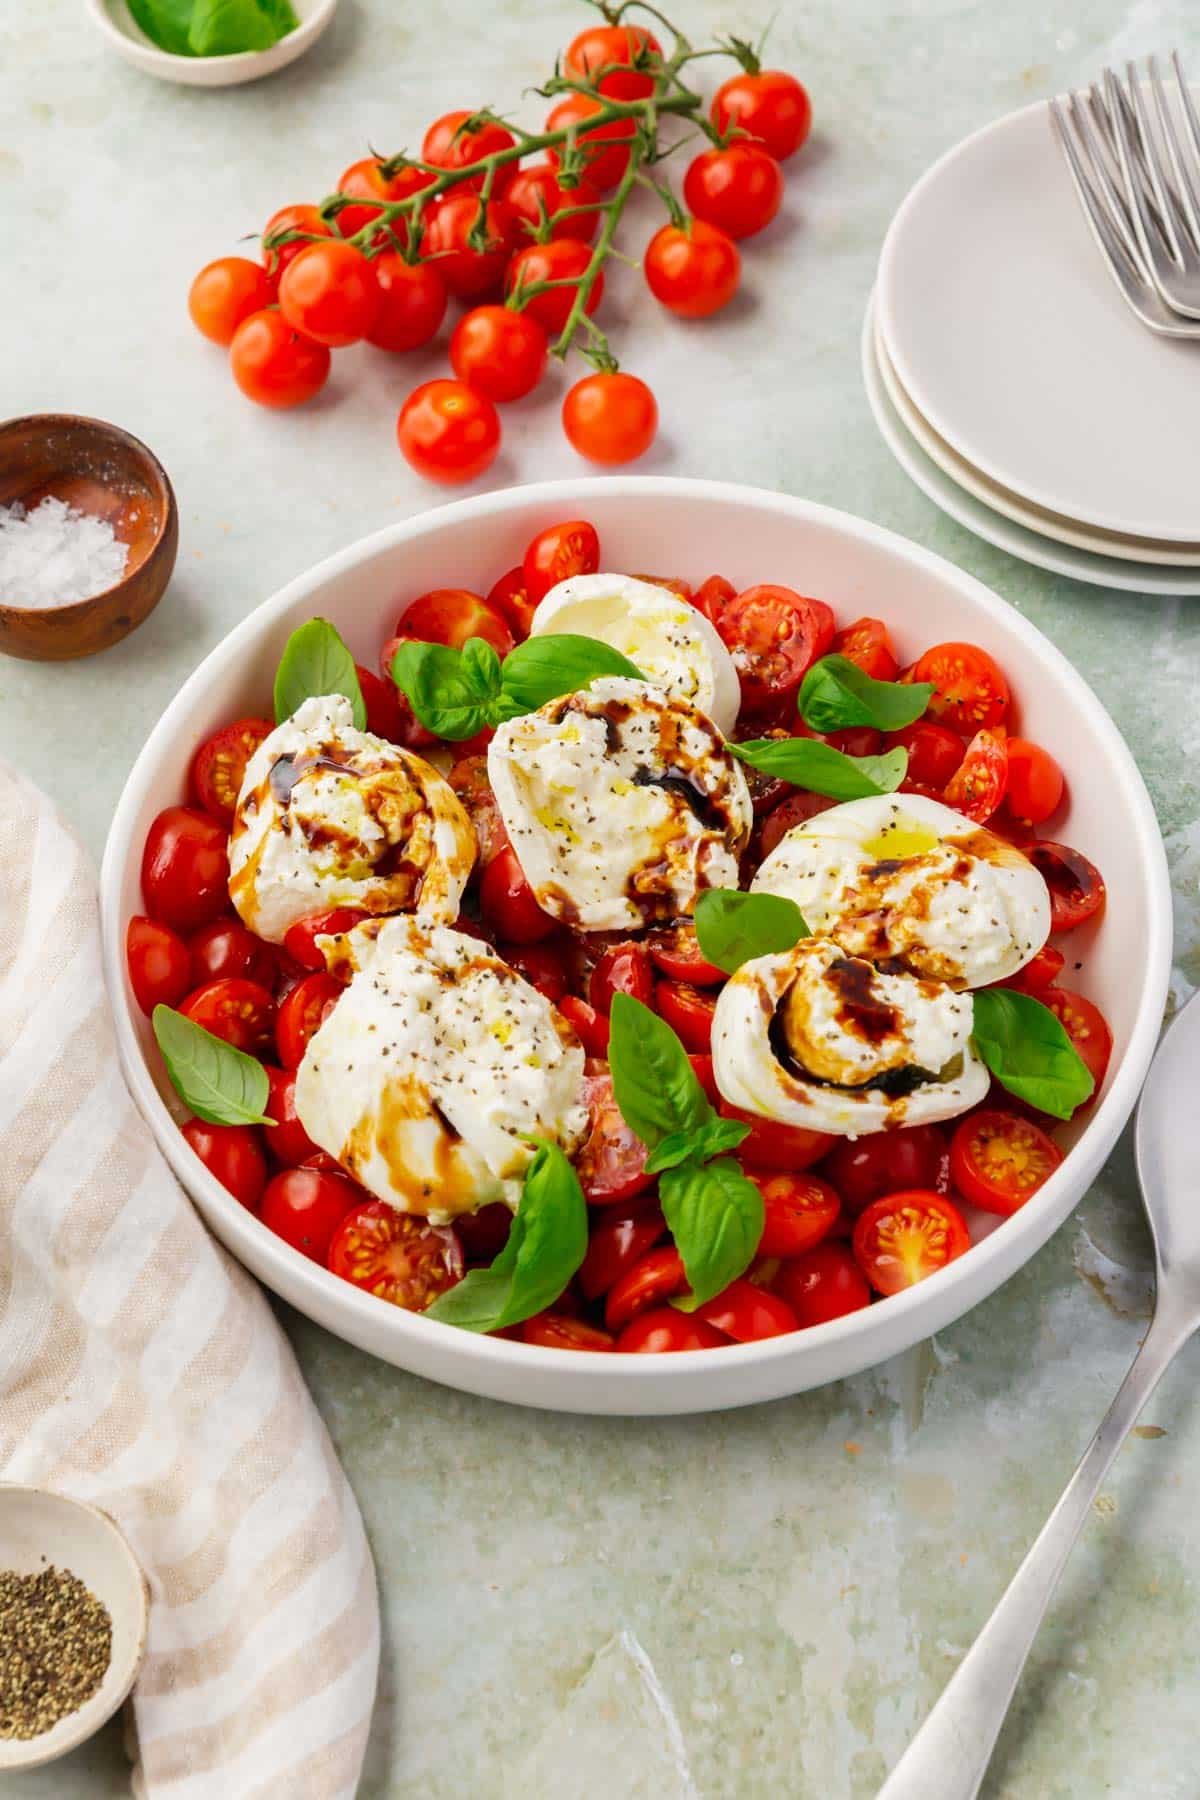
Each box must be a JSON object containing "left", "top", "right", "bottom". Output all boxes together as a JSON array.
[
  {"left": 798, "top": 654, "right": 934, "bottom": 733},
  {"left": 390, "top": 637, "right": 501, "bottom": 740},
  {"left": 152, "top": 1005, "right": 272, "bottom": 1127},
  {"left": 188, "top": 0, "right": 298, "bottom": 54},
  {"left": 608, "top": 993, "right": 716, "bottom": 1150},
  {"left": 274, "top": 618, "right": 366, "bottom": 730},
  {"left": 971, "top": 987, "right": 1095, "bottom": 1121},
  {"left": 497, "top": 634, "right": 643, "bottom": 719},
  {"left": 424, "top": 1140, "right": 588, "bottom": 1333},
  {"left": 126, "top": 0, "right": 193, "bottom": 54},
  {"left": 729, "top": 737, "right": 908, "bottom": 800},
  {"left": 693, "top": 889, "right": 809, "bottom": 975},
  {"left": 644, "top": 1116, "right": 748, "bottom": 1176},
  {"left": 660, "top": 1157, "right": 764, "bottom": 1309}
]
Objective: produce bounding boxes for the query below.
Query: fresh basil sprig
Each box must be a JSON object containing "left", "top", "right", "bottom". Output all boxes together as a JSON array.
[
  {"left": 971, "top": 988, "right": 1095, "bottom": 1120},
  {"left": 391, "top": 633, "right": 643, "bottom": 741},
  {"left": 798, "top": 654, "right": 933, "bottom": 734},
  {"left": 693, "top": 889, "right": 809, "bottom": 975},
  {"left": 729, "top": 737, "right": 908, "bottom": 800},
  {"left": 274, "top": 618, "right": 366, "bottom": 729},
  {"left": 153, "top": 1005, "right": 273, "bottom": 1127},
  {"left": 608, "top": 995, "right": 759, "bottom": 1307},
  {"left": 424, "top": 1140, "right": 588, "bottom": 1333}
]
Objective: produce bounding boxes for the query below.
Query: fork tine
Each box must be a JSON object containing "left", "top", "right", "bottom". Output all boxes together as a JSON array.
[
  {"left": 1168, "top": 50, "right": 1200, "bottom": 238},
  {"left": 1104, "top": 66, "right": 1181, "bottom": 271},
  {"left": 1148, "top": 54, "right": 1200, "bottom": 253},
  {"left": 1088, "top": 78, "right": 1174, "bottom": 247},
  {"left": 1050, "top": 96, "right": 1145, "bottom": 288},
  {"left": 1071, "top": 90, "right": 1142, "bottom": 258},
  {"left": 1121, "top": 59, "right": 1185, "bottom": 262}
]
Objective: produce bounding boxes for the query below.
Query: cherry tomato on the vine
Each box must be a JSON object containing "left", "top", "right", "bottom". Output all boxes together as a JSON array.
[
  {"left": 506, "top": 238, "right": 602, "bottom": 334},
  {"left": 365, "top": 253, "right": 447, "bottom": 353},
  {"left": 422, "top": 111, "right": 518, "bottom": 191},
  {"left": 181, "top": 1119, "right": 268, "bottom": 1211},
  {"left": 522, "top": 519, "right": 601, "bottom": 604},
  {"left": 450, "top": 304, "right": 547, "bottom": 403},
  {"left": 683, "top": 141, "right": 784, "bottom": 239},
  {"left": 262, "top": 203, "right": 334, "bottom": 278},
  {"left": 278, "top": 241, "right": 379, "bottom": 346},
  {"left": 546, "top": 94, "right": 637, "bottom": 190},
  {"left": 505, "top": 163, "right": 603, "bottom": 244},
  {"left": 189, "top": 717, "right": 272, "bottom": 822},
  {"left": 126, "top": 916, "right": 191, "bottom": 1015},
  {"left": 397, "top": 379, "right": 501, "bottom": 485},
  {"left": 563, "top": 23, "right": 663, "bottom": 100},
  {"left": 644, "top": 219, "right": 741, "bottom": 319},
  {"left": 712, "top": 69, "right": 813, "bottom": 162},
  {"left": 230, "top": 311, "right": 330, "bottom": 409},
  {"left": 189, "top": 257, "right": 275, "bottom": 346},
  {"left": 420, "top": 193, "right": 516, "bottom": 297},
  {"left": 562, "top": 371, "right": 658, "bottom": 465},
  {"left": 335, "top": 157, "right": 434, "bottom": 241}
]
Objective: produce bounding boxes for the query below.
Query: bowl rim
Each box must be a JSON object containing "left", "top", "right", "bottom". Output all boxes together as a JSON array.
[
  {"left": 85, "top": 0, "right": 337, "bottom": 73},
  {"left": 99, "top": 476, "right": 1173, "bottom": 1396},
  {"left": 0, "top": 412, "right": 177, "bottom": 621}
]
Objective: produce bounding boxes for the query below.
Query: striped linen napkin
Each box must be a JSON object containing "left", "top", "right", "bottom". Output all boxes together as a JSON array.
[{"left": 0, "top": 759, "right": 379, "bottom": 1798}]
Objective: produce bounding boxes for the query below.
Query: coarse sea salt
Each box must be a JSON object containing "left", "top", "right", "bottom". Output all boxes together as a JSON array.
[{"left": 0, "top": 496, "right": 129, "bottom": 609}]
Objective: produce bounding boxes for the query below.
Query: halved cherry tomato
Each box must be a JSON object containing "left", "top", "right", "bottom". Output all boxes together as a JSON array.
[
  {"left": 749, "top": 1170, "right": 841, "bottom": 1257},
  {"left": 912, "top": 642, "right": 1010, "bottom": 731},
  {"left": 356, "top": 663, "right": 405, "bottom": 742},
  {"left": 1005, "top": 943, "right": 1066, "bottom": 992},
  {"left": 578, "top": 1204, "right": 666, "bottom": 1299},
  {"left": 447, "top": 754, "right": 509, "bottom": 866},
  {"left": 456, "top": 1202, "right": 513, "bottom": 1262},
  {"left": 479, "top": 845, "right": 557, "bottom": 943},
  {"left": 696, "top": 1277, "right": 798, "bottom": 1341},
  {"left": 756, "top": 790, "right": 837, "bottom": 859},
  {"left": 500, "top": 938, "right": 570, "bottom": 1002},
  {"left": 1028, "top": 842, "right": 1107, "bottom": 933},
  {"left": 141, "top": 806, "right": 230, "bottom": 931},
  {"left": 284, "top": 908, "right": 370, "bottom": 972},
  {"left": 181, "top": 1119, "right": 268, "bottom": 1210},
  {"left": 505, "top": 162, "right": 603, "bottom": 244},
  {"left": 851, "top": 1190, "right": 971, "bottom": 1296},
  {"left": 645, "top": 921, "right": 725, "bottom": 986},
  {"left": 773, "top": 1242, "right": 871, "bottom": 1327},
  {"left": 126, "top": 915, "right": 191, "bottom": 1015},
  {"left": 605, "top": 1246, "right": 687, "bottom": 1331},
  {"left": 180, "top": 977, "right": 276, "bottom": 1053},
  {"left": 487, "top": 566, "right": 537, "bottom": 641},
  {"left": 734, "top": 726, "right": 793, "bottom": 818},
  {"left": 833, "top": 617, "right": 898, "bottom": 682},
  {"left": 949, "top": 1109, "right": 1063, "bottom": 1216},
  {"left": 276, "top": 972, "right": 342, "bottom": 1068},
  {"left": 327, "top": 1200, "right": 463, "bottom": 1309},
  {"left": 522, "top": 1312, "right": 615, "bottom": 1350},
  {"left": 944, "top": 728, "right": 1008, "bottom": 822},
  {"left": 189, "top": 717, "right": 272, "bottom": 821},
  {"left": 884, "top": 719, "right": 966, "bottom": 790},
  {"left": 631, "top": 573, "right": 693, "bottom": 600},
  {"left": 718, "top": 585, "right": 834, "bottom": 715},
  {"left": 558, "top": 994, "right": 611, "bottom": 1058},
  {"left": 398, "top": 587, "right": 515, "bottom": 658},
  {"left": 187, "top": 918, "right": 276, "bottom": 991},
  {"left": 616, "top": 1308, "right": 727, "bottom": 1352},
  {"left": 822, "top": 1124, "right": 948, "bottom": 1217},
  {"left": 574, "top": 1070, "right": 652, "bottom": 1205},
  {"left": 263, "top": 1065, "right": 331, "bottom": 1168},
  {"left": 589, "top": 941, "right": 654, "bottom": 1014},
  {"left": 1003, "top": 739, "right": 1064, "bottom": 825},
  {"left": 693, "top": 573, "right": 736, "bottom": 627},
  {"left": 260, "top": 1166, "right": 362, "bottom": 1261},
  {"left": 654, "top": 980, "right": 717, "bottom": 1053},
  {"left": 522, "top": 519, "right": 601, "bottom": 605},
  {"left": 1040, "top": 987, "right": 1112, "bottom": 1099},
  {"left": 563, "top": 21, "right": 662, "bottom": 100}
]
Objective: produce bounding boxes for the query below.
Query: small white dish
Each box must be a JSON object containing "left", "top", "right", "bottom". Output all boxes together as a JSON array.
[
  {"left": 86, "top": 0, "right": 337, "bottom": 87},
  {"left": 862, "top": 294, "right": 1200, "bottom": 598},
  {"left": 876, "top": 90, "right": 1200, "bottom": 544},
  {"left": 874, "top": 320, "right": 1200, "bottom": 568},
  {"left": 0, "top": 1486, "right": 148, "bottom": 1772}
]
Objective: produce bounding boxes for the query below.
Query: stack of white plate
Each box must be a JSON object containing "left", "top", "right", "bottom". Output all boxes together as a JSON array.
[{"left": 864, "top": 93, "right": 1200, "bottom": 596}]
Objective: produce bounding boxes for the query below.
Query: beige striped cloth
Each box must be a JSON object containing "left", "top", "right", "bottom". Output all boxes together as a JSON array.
[{"left": 0, "top": 759, "right": 379, "bottom": 1797}]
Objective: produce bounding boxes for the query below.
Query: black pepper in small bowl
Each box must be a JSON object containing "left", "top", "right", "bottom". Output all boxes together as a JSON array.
[{"left": 0, "top": 1564, "right": 113, "bottom": 1741}]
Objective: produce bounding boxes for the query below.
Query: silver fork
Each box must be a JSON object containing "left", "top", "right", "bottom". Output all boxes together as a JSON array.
[
  {"left": 1105, "top": 55, "right": 1200, "bottom": 318},
  {"left": 1049, "top": 76, "right": 1200, "bottom": 338}
]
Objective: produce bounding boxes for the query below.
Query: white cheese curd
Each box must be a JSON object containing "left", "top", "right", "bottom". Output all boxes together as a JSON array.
[
  {"left": 487, "top": 676, "right": 753, "bottom": 933},
  {"left": 712, "top": 936, "right": 989, "bottom": 1137},
  {"left": 530, "top": 573, "right": 741, "bottom": 735},
  {"left": 295, "top": 916, "right": 588, "bottom": 1222},
  {"left": 228, "top": 694, "right": 476, "bottom": 944},
  {"left": 751, "top": 792, "right": 1050, "bottom": 989}
]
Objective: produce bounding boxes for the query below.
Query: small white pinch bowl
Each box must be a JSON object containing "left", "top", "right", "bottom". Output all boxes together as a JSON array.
[
  {"left": 0, "top": 1486, "right": 148, "bottom": 1771},
  {"left": 100, "top": 479, "right": 1171, "bottom": 1416},
  {"left": 85, "top": 0, "right": 337, "bottom": 87}
]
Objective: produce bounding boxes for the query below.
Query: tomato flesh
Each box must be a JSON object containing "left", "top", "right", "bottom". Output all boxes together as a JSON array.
[
  {"left": 645, "top": 921, "right": 725, "bottom": 986},
  {"left": 1028, "top": 842, "right": 1107, "bottom": 933},
  {"left": 943, "top": 728, "right": 1008, "bottom": 822},
  {"left": 558, "top": 995, "right": 611, "bottom": 1058},
  {"left": 912, "top": 641, "right": 1010, "bottom": 731},
  {"left": 276, "top": 972, "right": 342, "bottom": 1069},
  {"left": 479, "top": 846, "right": 557, "bottom": 944},
  {"left": 832, "top": 616, "right": 897, "bottom": 681},
  {"left": 589, "top": 941, "right": 654, "bottom": 1014},
  {"left": 950, "top": 1110, "right": 1064, "bottom": 1216},
  {"left": 851, "top": 1190, "right": 971, "bottom": 1296},
  {"left": 180, "top": 977, "right": 276, "bottom": 1054},
  {"left": 654, "top": 979, "right": 717, "bottom": 1053},
  {"left": 327, "top": 1200, "right": 463, "bottom": 1309},
  {"left": 1040, "top": 987, "right": 1112, "bottom": 1101},
  {"left": 523, "top": 519, "right": 601, "bottom": 605},
  {"left": 284, "top": 908, "right": 370, "bottom": 971},
  {"left": 574, "top": 1071, "right": 652, "bottom": 1205},
  {"left": 718, "top": 585, "right": 833, "bottom": 716},
  {"left": 522, "top": 1313, "right": 615, "bottom": 1350}
]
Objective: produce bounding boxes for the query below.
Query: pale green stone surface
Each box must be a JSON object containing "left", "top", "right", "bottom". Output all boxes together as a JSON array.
[{"left": 2, "top": 0, "right": 1199, "bottom": 1794}]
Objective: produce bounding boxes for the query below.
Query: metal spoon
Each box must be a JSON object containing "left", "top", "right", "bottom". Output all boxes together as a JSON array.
[{"left": 879, "top": 988, "right": 1200, "bottom": 1800}]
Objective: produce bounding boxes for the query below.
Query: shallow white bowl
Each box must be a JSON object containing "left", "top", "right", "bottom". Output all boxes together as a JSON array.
[
  {"left": 0, "top": 1486, "right": 148, "bottom": 1771},
  {"left": 100, "top": 479, "right": 1171, "bottom": 1416},
  {"left": 86, "top": 0, "right": 337, "bottom": 87}
]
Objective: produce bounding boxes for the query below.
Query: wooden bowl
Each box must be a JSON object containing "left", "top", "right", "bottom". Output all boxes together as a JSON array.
[{"left": 0, "top": 414, "right": 178, "bottom": 662}]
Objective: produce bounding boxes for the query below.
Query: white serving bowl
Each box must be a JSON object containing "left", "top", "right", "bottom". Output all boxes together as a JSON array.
[
  {"left": 100, "top": 479, "right": 1171, "bottom": 1416},
  {"left": 86, "top": 0, "right": 337, "bottom": 87}
]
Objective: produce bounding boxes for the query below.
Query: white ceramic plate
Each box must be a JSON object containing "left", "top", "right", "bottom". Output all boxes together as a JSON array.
[
  {"left": 874, "top": 319, "right": 1200, "bottom": 567},
  {"left": 100, "top": 479, "right": 1172, "bottom": 1416},
  {"left": 877, "top": 92, "right": 1200, "bottom": 544},
  {"left": 863, "top": 296, "right": 1200, "bottom": 597},
  {"left": 86, "top": 0, "right": 337, "bottom": 87}
]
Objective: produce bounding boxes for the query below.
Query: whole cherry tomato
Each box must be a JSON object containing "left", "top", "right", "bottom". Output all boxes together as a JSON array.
[
  {"left": 126, "top": 916, "right": 191, "bottom": 1015},
  {"left": 605, "top": 1247, "right": 687, "bottom": 1331},
  {"left": 563, "top": 22, "right": 662, "bottom": 99},
  {"left": 261, "top": 203, "right": 334, "bottom": 278},
  {"left": 335, "top": 157, "right": 433, "bottom": 241},
  {"left": 749, "top": 1169, "right": 841, "bottom": 1257},
  {"left": 616, "top": 1308, "right": 727, "bottom": 1352},
  {"left": 1004, "top": 739, "right": 1064, "bottom": 825},
  {"left": 141, "top": 806, "right": 230, "bottom": 931},
  {"left": 398, "top": 587, "right": 515, "bottom": 657},
  {"left": 180, "top": 977, "right": 276, "bottom": 1053},
  {"left": 505, "top": 163, "right": 602, "bottom": 243},
  {"left": 885, "top": 720, "right": 965, "bottom": 790},
  {"left": 683, "top": 141, "right": 784, "bottom": 239},
  {"left": 230, "top": 311, "right": 330, "bottom": 409},
  {"left": 499, "top": 938, "right": 570, "bottom": 1002},
  {"left": 589, "top": 941, "right": 655, "bottom": 1013},
  {"left": 562, "top": 371, "right": 658, "bottom": 465},
  {"left": 187, "top": 918, "right": 276, "bottom": 990},
  {"left": 479, "top": 845, "right": 557, "bottom": 943},
  {"left": 773, "top": 1242, "right": 871, "bottom": 1328},
  {"left": 822, "top": 1124, "right": 948, "bottom": 1217},
  {"left": 181, "top": 1119, "right": 268, "bottom": 1211},
  {"left": 711, "top": 69, "right": 812, "bottom": 161},
  {"left": 419, "top": 193, "right": 516, "bottom": 297},
  {"left": 365, "top": 253, "right": 447, "bottom": 353},
  {"left": 546, "top": 94, "right": 637, "bottom": 190},
  {"left": 259, "top": 1167, "right": 362, "bottom": 1262},
  {"left": 643, "top": 219, "right": 741, "bottom": 318},
  {"left": 422, "top": 111, "right": 518, "bottom": 190},
  {"left": 695, "top": 1277, "right": 799, "bottom": 1341},
  {"left": 578, "top": 1204, "right": 667, "bottom": 1299},
  {"left": 279, "top": 241, "right": 379, "bottom": 347},
  {"left": 189, "top": 717, "right": 272, "bottom": 822},
  {"left": 397, "top": 380, "right": 501, "bottom": 485},
  {"left": 450, "top": 305, "right": 548, "bottom": 402},
  {"left": 275, "top": 972, "right": 342, "bottom": 1068},
  {"left": 506, "top": 238, "right": 603, "bottom": 334},
  {"left": 188, "top": 257, "right": 275, "bottom": 346}
]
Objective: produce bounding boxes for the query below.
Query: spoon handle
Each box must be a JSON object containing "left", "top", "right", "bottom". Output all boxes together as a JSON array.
[{"left": 878, "top": 1297, "right": 1196, "bottom": 1800}]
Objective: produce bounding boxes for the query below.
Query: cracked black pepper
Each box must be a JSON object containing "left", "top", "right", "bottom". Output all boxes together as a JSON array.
[{"left": 0, "top": 1565, "right": 112, "bottom": 1740}]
